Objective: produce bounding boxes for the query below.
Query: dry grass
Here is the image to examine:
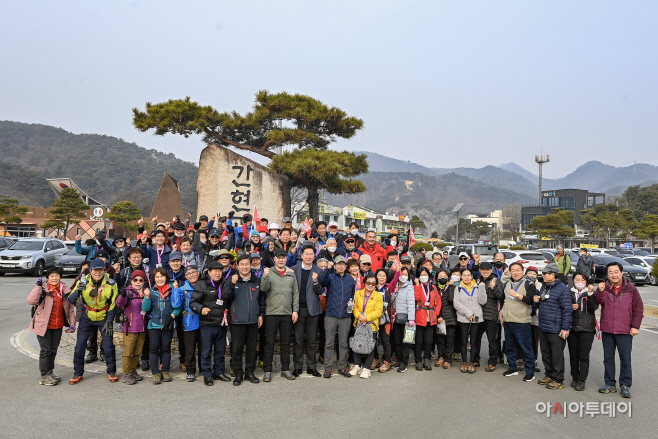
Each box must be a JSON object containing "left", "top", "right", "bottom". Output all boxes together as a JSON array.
[{"left": 644, "top": 305, "right": 658, "bottom": 318}]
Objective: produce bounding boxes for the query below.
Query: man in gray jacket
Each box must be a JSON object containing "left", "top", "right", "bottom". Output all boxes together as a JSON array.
[
  {"left": 291, "top": 244, "right": 325, "bottom": 377},
  {"left": 260, "top": 248, "right": 299, "bottom": 382}
]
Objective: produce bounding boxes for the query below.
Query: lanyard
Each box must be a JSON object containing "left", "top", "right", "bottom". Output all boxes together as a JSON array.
[
  {"left": 362, "top": 292, "right": 372, "bottom": 313},
  {"left": 421, "top": 283, "right": 430, "bottom": 302},
  {"left": 376, "top": 285, "right": 386, "bottom": 297},
  {"left": 255, "top": 268, "right": 263, "bottom": 278},
  {"left": 461, "top": 285, "right": 474, "bottom": 297},
  {"left": 210, "top": 279, "right": 222, "bottom": 300},
  {"left": 156, "top": 246, "right": 164, "bottom": 264}
]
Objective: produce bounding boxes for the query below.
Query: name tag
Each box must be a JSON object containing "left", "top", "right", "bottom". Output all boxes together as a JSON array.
[
  {"left": 140, "top": 310, "right": 146, "bottom": 315},
  {"left": 156, "top": 264, "right": 162, "bottom": 268},
  {"left": 424, "top": 301, "right": 430, "bottom": 306},
  {"left": 544, "top": 295, "right": 550, "bottom": 300},
  {"left": 216, "top": 299, "right": 223, "bottom": 306}
]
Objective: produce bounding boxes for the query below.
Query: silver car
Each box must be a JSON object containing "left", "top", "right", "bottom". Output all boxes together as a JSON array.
[{"left": 0, "top": 238, "right": 68, "bottom": 277}]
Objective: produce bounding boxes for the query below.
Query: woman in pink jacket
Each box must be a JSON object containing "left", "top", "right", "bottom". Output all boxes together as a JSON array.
[{"left": 27, "top": 267, "right": 76, "bottom": 386}]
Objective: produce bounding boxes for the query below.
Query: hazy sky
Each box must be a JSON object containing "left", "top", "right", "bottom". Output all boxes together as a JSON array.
[{"left": 2, "top": 1, "right": 657, "bottom": 178}]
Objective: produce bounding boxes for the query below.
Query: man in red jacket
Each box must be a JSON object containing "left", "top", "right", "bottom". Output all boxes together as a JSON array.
[
  {"left": 357, "top": 230, "right": 390, "bottom": 272},
  {"left": 595, "top": 262, "right": 644, "bottom": 399}
]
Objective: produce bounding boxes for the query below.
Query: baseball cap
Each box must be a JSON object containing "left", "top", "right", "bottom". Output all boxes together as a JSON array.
[
  {"left": 174, "top": 222, "right": 186, "bottom": 230},
  {"left": 95, "top": 250, "right": 109, "bottom": 259},
  {"left": 209, "top": 228, "right": 221, "bottom": 237},
  {"left": 250, "top": 252, "right": 262, "bottom": 259},
  {"left": 170, "top": 251, "right": 182, "bottom": 261},
  {"left": 274, "top": 248, "right": 287, "bottom": 257},
  {"left": 328, "top": 221, "right": 338, "bottom": 228},
  {"left": 282, "top": 217, "right": 292, "bottom": 223},
  {"left": 344, "top": 236, "right": 355, "bottom": 243},
  {"left": 541, "top": 263, "right": 559, "bottom": 274},
  {"left": 185, "top": 265, "right": 199, "bottom": 273},
  {"left": 131, "top": 270, "right": 146, "bottom": 280},
  {"left": 479, "top": 261, "right": 492, "bottom": 270},
  {"left": 458, "top": 252, "right": 470, "bottom": 259},
  {"left": 359, "top": 254, "right": 372, "bottom": 264},
  {"left": 526, "top": 266, "right": 539, "bottom": 275},
  {"left": 400, "top": 255, "right": 412, "bottom": 263},
  {"left": 199, "top": 215, "right": 209, "bottom": 221},
  {"left": 334, "top": 255, "right": 347, "bottom": 264},
  {"left": 90, "top": 259, "right": 106, "bottom": 270}
]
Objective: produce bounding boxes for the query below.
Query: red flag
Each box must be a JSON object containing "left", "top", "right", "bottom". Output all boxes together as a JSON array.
[
  {"left": 391, "top": 254, "right": 400, "bottom": 271},
  {"left": 302, "top": 218, "right": 312, "bottom": 239},
  {"left": 253, "top": 206, "right": 262, "bottom": 228},
  {"left": 409, "top": 226, "right": 416, "bottom": 249}
]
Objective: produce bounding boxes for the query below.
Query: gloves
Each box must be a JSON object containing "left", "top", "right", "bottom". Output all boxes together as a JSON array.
[
  {"left": 119, "top": 288, "right": 127, "bottom": 297},
  {"left": 408, "top": 321, "right": 415, "bottom": 327},
  {"left": 65, "top": 325, "right": 76, "bottom": 333},
  {"left": 237, "top": 232, "right": 243, "bottom": 239},
  {"left": 193, "top": 222, "right": 201, "bottom": 230},
  {"left": 385, "top": 238, "right": 391, "bottom": 246},
  {"left": 163, "top": 315, "right": 175, "bottom": 329},
  {"left": 101, "top": 320, "right": 113, "bottom": 338},
  {"left": 77, "top": 281, "right": 86, "bottom": 292},
  {"left": 226, "top": 225, "right": 234, "bottom": 233},
  {"left": 228, "top": 211, "right": 234, "bottom": 219},
  {"left": 36, "top": 278, "right": 43, "bottom": 286}
]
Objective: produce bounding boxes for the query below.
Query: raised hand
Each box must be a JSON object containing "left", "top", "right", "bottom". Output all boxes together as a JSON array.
[{"left": 232, "top": 274, "right": 238, "bottom": 284}]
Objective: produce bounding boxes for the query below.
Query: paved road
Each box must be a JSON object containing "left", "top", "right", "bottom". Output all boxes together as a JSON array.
[{"left": 1, "top": 274, "right": 657, "bottom": 438}]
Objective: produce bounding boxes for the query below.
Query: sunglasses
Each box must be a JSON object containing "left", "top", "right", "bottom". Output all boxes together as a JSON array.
[
  {"left": 218, "top": 256, "right": 230, "bottom": 260},
  {"left": 210, "top": 235, "right": 221, "bottom": 239},
  {"left": 362, "top": 262, "right": 371, "bottom": 266},
  {"left": 365, "top": 281, "right": 376, "bottom": 286},
  {"left": 132, "top": 279, "right": 144, "bottom": 283},
  {"left": 115, "top": 240, "right": 125, "bottom": 244},
  {"left": 459, "top": 257, "right": 468, "bottom": 260}
]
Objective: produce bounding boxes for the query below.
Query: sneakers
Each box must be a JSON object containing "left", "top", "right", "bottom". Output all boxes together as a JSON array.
[
  {"left": 349, "top": 364, "right": 362, "bottom": 376},
  {"left": 485, "top": 364, "right": 496, "bottom": 372},
  {"left": 338, "top": 368, "right": 352, "bottom": 378},
  {"left": 538, "top": 376, "right": 553, "bottom": 386},
  {"left": 523, "top": 374, "right": 535, "bottom": 382},
  {"left": 280, "top": 370, "right": 295, "bottom": 380},
  {"left": 397, "top": 363, "right": 408, "bottom": 373},
  {"left": 360, "top": 368, "right": 371, "bottom": 379},
  {"left": 621, "top": 385, "right": 631, "bottom": 398},
  {"left": 467, "top": 363, "right": 476, "bottom": 374},
  {"left": 108, "top": 373, "right": 118, "bottom": 383},
  {"left": 258, "top": 360, "right": 264, "bottom": 369},
  {"left": 84, "top": 353, "right": 97, "bottom": 363},
  {"left": 39, "top": 375, "right": 57, "bottom": 386},
  {"left": 264, "top": 372, "right": 272, "bottom": 382},
  {"left": 435, "top": 357, "right": 445, "bottom": 368},
  {"left": 186, "top": 373, "right": 196, "bottom": 382},
  {"left": 454, "top": 353, "right": 461, "bottom": 361},
  {"left": 503, "top": 370, "right": 518, "bottom": 377},
  {"left": 69, "top": 375, "right": 83, "bottom": 385},
  {"left": 599, "top": 385, "right": 618, "bottom": 394},
  {"left": 370, "top": 359, "right": 380, "bottom": 370},
  {"left": 152, "top": 373, "right": 162, "bottom": 384},
  {"left": 423, "top": 359, "right": 432, "bottom": 371},
  {"left": 575, "top": 381, "right": 585, "bottom": 391},
  {"left": 547, "top": 380, "right": 565, "bottom": 390},
  {"left": 123, "top": 374, "right": 136, "bottom": 385},
  {"left": 162, "top": 372, "right": 172, "bottom": 382},
  {"left": 323, "top": 370, "right": 331, "bottom": 379},
  {"left": 131, "top": 370, "right": 144, "bottom": 381},
  {"left": 378, "top": 361, "right": 392, "bottom": 373},
  {"left": 460, "top": 363, "right": 469, "bottom": 373},
  {"left": 47, "top": 370, "right": 61, "bottom": 383}
]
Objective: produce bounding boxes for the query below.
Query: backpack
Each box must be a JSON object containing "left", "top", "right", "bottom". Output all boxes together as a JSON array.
[
  {"left": 31, "top": 287, "right": 47, "bottom": 318},
  {"left": 114, "top": 289, "right": 135, "bottom": 323}
]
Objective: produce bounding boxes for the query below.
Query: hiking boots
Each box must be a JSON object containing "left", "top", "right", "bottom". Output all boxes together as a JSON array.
[
  {"left": 621, "top": 385, "right": 631, "bottom": 398},
  {"left": 123, "top": 374, "right": 136, "bottom": 385},
  {"left": 423, "top": 359, "right": 432, "bottom": 371},
  {"left": 378, "top": 361, "right": 392, "bottom": 373},
  {"left": 575, "top": 381, "right": 585, "bottom": 391},
  {"left": 162, "top": 372, "right": 172, "bottom": 382},
  {"left": 546, "top": 380, "right": 565, "bottom": 390},
  {"left": 338, "top": 368, "right": 352, "bottom": 378},
  {"left": 84, "top": 352, "right": 97, "bottom": 363},
  {"left": 39, "top": 375, "right": 57, "bottom": 386},
  {"left": 485, "top": 364, "right": 496, "bottom": 372},
  {"left": 538, "top": 376, "right": 553, "bottom": 386},
  {"left": 108, "top": 373, "right": 118, "bottom": 383},
  {"left": 599, "top": 385, "right": 617, "bottom": 394},
  {"left": 130, "top": 370, "right": 144, "bottom": 381},
  {"left": 152, "top": 373, "right": 162, "bottom": 384},
  {"left": 47, "top": 370, "right": 61, "bottom": 383}
]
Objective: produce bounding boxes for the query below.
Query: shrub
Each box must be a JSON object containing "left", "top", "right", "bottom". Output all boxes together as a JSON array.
[
  {"left": 510, "top": 245, "right": 524, "bottom": 250},
  {"left": 498, "top": 245, "right": 509, "bottom": 249},
  {"left": 410, "top": 243, "right": 434, "bottom": 252},
  {"left": 436, "top": 242, "right": 453, "bottom": 249}
]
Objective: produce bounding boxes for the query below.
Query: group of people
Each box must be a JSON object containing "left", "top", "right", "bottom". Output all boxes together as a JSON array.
[{"left": 27, "top": 212, "right": 644, "bottom": 398}]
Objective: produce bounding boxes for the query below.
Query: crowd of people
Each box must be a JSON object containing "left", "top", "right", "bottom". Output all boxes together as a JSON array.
[{"left": 27, "top": 211, "right": 644, "bottom": 398}]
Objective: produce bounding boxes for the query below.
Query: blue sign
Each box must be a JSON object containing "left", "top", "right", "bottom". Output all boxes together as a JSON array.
[
  {"left": 478, "top": 241, "right": 484, "bottom": 244},
  {"left": 623, "top": 243, "right": 633, "bottom": 249}
]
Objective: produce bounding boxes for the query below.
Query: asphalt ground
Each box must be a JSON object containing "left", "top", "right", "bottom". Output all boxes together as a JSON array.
[{"left": 1, "top": 273, "right": 657, "bottom": 438}]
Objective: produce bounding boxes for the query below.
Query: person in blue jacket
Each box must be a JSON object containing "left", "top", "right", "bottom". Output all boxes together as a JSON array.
[
  {"left": 319, "top": 255, "right": 356, "bottom": 378},
  {"left": 172, "top": 265, "right": 202, "bottom": 382},
  {"left": 140, "top": 230, "right": 172, "bottom": 273},
  {"left": 75, "top": 229, "right": 114, "bottom": 263},
  {"left": 533, "top": 263, "right": 574, "bottom": 389},
  {"left": 142, "top": 267, "right": 182, "bottom": 385}
]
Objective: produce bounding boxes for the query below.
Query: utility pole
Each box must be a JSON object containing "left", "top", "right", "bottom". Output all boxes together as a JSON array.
[{"left": 535, "top": 154, "right": 550, "bottom": 206}]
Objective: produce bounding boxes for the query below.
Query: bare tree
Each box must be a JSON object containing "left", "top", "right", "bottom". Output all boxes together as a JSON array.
[
  {"left": 502, "top": 203, "right": 522, "bottom": 241},
  {"left": 290, "top": 187, "right": 308, "bottom": 220}
]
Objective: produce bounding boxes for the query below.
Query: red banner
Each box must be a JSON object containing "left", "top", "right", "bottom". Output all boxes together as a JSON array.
[
  {"left": 253, "top": 206, "right": 262, "bottom": 228},
  {"left": 390, "top": 254, "right": 400, "bottom": 271},
  {"left": 409, "top": 226, "right": 416, "bottom": 249},
  {"left": 302, "top": 218, "right": 312, "bottom": 239}
]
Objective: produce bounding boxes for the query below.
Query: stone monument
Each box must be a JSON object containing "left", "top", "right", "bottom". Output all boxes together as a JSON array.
[
  {"left": 151, "top": 173, "right": 184, "bottom": 223},
  {"left": 196, "top": 144, "right": 290, "bottom": 225}
]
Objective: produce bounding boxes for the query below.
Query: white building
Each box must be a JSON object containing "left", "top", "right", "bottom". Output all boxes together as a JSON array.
[
  {"left": 292, "top": 203, "right": 409, "bottom": 234},
  {"left": 464, "top": 210, "right": 503, "bottom": 230}
]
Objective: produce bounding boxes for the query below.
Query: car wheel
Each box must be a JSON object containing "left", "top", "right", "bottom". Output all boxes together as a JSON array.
[
  {"left": 650, "top": 275, "right": 657, "bottom": 286},
  {"left": 33, "top": 260, "right": 45, "bottom": 277},
  {"left": 0, "top": 272, "right": 4, "bottom": 276}
]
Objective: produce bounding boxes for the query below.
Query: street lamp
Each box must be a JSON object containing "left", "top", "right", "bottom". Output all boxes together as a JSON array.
[{"left": 446, "top": 203, "right": 463, "bottom": 245}]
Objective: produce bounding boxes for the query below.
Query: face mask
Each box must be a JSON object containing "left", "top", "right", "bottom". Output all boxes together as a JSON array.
[
  {"left": 438, "top": 278, "right": 449, "bottom": 285},
  {"left": 399, "top": 275, "right": 408, "bottom": 283},
  {"left": 350, "top": 229, "right": 358, "bottom": 235},
  {"left": 433, "top": 262, "right": 441, "bottom": 268},
  {"left": 494, "top": 261, "right": 504, "bottom": 268},
  {"left": 390, "top": 240, "right": 397, "bottom": 247},
  {"left": 451, "top": 275, "right": 461, "bottom": 283},
  {"left": 327, "top": 246, "right": 336, "bottom": 253},
  {"left": 574, "top": 282, "right": 587, "bottom": 291},
  {"left": 259, "top": 233, "right": 266, "bottom": 239},
  {"left": 419, "top": 276, "right": 429, "bottom": 283}
]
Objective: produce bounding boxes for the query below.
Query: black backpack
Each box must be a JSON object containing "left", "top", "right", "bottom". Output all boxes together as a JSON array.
[{"left": 30, "top": 287, "right": 47, "bottom": 318}]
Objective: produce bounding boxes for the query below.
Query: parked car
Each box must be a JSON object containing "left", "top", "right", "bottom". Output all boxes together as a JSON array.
[
  {"left": 621, "top": 256, "right": 657, "bottom": 285},
  {"left": 0, "top": 237, "right": 14, "bottom": 252},
  {"left": 637, "top": 247, "right": 656, "bottom": 255},
  {"left": 591, "top": 255, "right": 650, "bottom": 286},
  {"left": 500, "top": 250, "right": 551, "bottom": 273},
  {"left": 0, "top": 238, "right": 68, "bottom": 276},
  {"left": 448, "top": 244, "right": 499, "bottom": 267},
  {"left": 630, "top": 249, "right": 651, "bottom": 257},
  {"left": 54, "top": 245, "right": 87, "bottom": 276},
  {"left": 588, "top": 248, "right": 622, "bottom": 257},
  {"left": 613, "top": 246, "right": 634, "bottom": 256}
]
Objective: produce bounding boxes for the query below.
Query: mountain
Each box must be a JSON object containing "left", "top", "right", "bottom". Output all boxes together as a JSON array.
[
  {"left": 0, "top": 160, "right": 56, "bottom": 207},
  {"left": 0, "top": 121, "right": 199, "bottom": 215}
]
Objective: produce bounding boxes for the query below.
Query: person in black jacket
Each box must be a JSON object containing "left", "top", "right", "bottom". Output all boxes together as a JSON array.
[
  {"left": 226, "top": 254, "right": 266, "bottom": 386},
  {"left": 189, "top": 262, "right": 232, "bottom": 386},
  {"left": 567, "top": 272, "right": 599, "bottom": 391},
  {"left": 435, "top": 269, "right": 457, "bottom": 369},
  {"left": 474, "top": 262, "right": 505, "bottom": 371}
]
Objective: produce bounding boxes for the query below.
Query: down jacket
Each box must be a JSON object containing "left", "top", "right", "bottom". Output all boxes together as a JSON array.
[
  {"left": 536, "top": 280, "right": 573, "bottom": 333},
  {"left": 570, "top": 287, "right": 598, "bottom": 332},
  {"left": 436, "top": 283, "right": 457, "bottom": 326},
  {"left": 28, "top": 283, "right": 75, "bottom": 337},
  {"left": 594, "top": 279, "right": 644, "bottom": 334},
  {"left": 320, "top": 268, "right": 356, "bottom": 319},
  {"left": 480, "top": 274, "right": 505, "bottom": 322},
  {"left": 390, "top": 279, "right": 416, "bottom": 323}
]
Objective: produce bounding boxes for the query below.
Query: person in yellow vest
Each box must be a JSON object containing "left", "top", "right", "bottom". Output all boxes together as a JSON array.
[
  {"left": 349, "top": 274, "right": 383, "bottom": 379},
  {"left": 68, "top": 258, "right": 118, "bottom": 384},
  {"left": 554, "top": 245, "right": 571, "bottom": 285}
]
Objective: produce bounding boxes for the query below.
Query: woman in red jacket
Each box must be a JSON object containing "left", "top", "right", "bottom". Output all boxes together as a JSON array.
[
  {"left": 413, "top": 267, "right": 442, "bottom": 371},
  {"left": 27, "top": 267, "right": 77, "bottom": 386}
]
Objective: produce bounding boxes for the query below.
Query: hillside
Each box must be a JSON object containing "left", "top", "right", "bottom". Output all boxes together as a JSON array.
[
  {"left": 0, "top": 160, "right": 56, "bottom": 207},
  {"left": 0, "top": 121, "right": 199, "bottom": 215}
]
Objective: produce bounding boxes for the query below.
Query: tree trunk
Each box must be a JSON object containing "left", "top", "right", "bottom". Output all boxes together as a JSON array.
[{"left": 307, "top": 186, "right": 320, "bottom": 222}]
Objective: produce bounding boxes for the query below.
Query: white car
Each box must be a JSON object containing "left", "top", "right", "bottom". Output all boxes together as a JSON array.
[
  {"left": 622, "top": 255, "right": 657, "bottom": 286},
  {"left": 501, "top": 250, "right": 551, "bottom": 273}
]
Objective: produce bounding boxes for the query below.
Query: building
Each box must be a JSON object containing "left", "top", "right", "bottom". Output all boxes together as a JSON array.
[
  {"left": 465, "top": 210, "right": 503, "bottom": 230},
  {"left": 292, "top": 203, "right": 409, "bottom": 234},
  {"left": 521, "top": 189, "right": 605, "bottom": 237}
]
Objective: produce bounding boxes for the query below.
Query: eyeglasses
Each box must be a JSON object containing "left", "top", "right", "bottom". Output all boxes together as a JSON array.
[
  {"left": 365, "top": 281, "right": 376, "bottom": 286},
  {"left": 459, "top": 257, "right": 468, "bottom": 260},
  {"left": 132, "top": 279, "right": 144, "bottom": 283}
]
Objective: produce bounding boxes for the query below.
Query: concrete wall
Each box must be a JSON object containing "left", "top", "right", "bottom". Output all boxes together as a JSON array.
[{"left": 197, "top": 144, "right": 290, "bottom": 225}]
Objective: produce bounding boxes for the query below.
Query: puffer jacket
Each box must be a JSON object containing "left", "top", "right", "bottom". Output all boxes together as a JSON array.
[
  {"left": 190, "top": 277, "right": 230, "bottom": 326},
  {"left": 260, "top": 267, "right": 299, "bottom": 315},
  {"left": 594, "top": 279, "right": 644, "bottom": 334},
  {"left": 480, "top": 274, "right": 505, "bottom": 322},
  {"left": 28, "top": 283, "right": 75, "bottom": 337},
  {"left": 142, "top": 285, "right": 182, "bottom": 329},
  {"left": 319, "top": 268, "right": 356, "bottom": 319},
  {"left": 352, "top": 288, "right": 384, "bottom": 332},
  {"left": 570, "top": 287, "right": 598, "bottom": 332},
  {"left": 390, "top": 279, "right": 416, "bottom": 323},
  {"left": 115, "top": 285, "right": 146, "bottom": 333},
  {"left": 536, "top": 279, "right": 573, "bottom": 333},
  {"left": 225, "top": 272, "right": 265, "bottom": 325},
  {"left": 172, "top": 280, "right": 200, "bottom": 331},
  {"left": 413, "top": 283, "right": 442, "bottom": 326},
  {"left": 436, "top": 283, "right": 457, "bottom": 326},
  {"left": 453, "top": 281, "right": 488, "bottom": 323}
]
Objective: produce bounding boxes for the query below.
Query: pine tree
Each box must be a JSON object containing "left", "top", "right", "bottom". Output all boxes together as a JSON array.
[
  {"left": 46, "top": 188, "right": 90, "bottom": 238},
  {"left": 0, "top": 195, "right": 28, "bottom": 236},
  {"left": 106, "top": 201, "right": 142, "bottom": 232}
]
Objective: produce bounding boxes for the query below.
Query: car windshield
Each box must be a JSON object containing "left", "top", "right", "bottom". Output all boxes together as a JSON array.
[
  {"left": 600, "top": 257, "right": 631, "bottom": 266},
  {"left": 519, "top": 253, "right": 545, "bottom": 260},
  {"left": 633, "top": 250, "right": 650, "bottom": 256},
  {"left": 66, "top": 247, "right": 83, "bottom": 256},
  {"left": 474, "top": 246, "right": 498, "bottom": 255},
  {"left": 645, "top": 258, "right": 655, "bottom": 265},
  {"left": 8, "top": 241, "right": 44, "bottom": 251}
]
